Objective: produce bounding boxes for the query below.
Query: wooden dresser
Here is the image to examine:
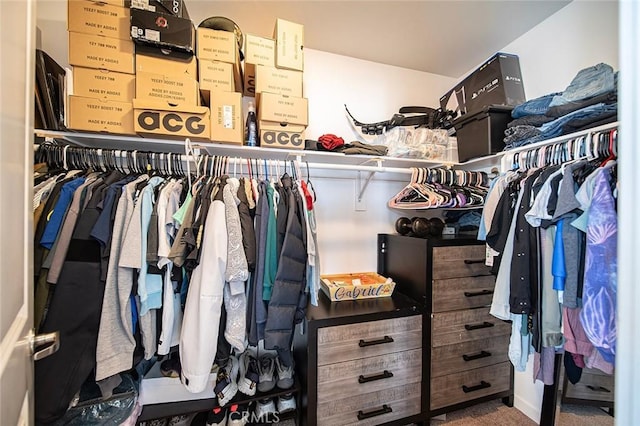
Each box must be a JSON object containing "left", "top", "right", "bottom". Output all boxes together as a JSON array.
[
  {"left": 562, "top": 365, "right": 615, "bottom": 414},
  {"left": 377, "top": 234, "right": 514, "bottom": 418},
  {"left": 293, "top": 291, "right": 425, "bottom": 426}
]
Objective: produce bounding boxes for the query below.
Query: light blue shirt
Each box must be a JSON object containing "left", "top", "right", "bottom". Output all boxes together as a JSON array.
[{"left": 138, "top": 176, "right": 165, "bottom": 315}]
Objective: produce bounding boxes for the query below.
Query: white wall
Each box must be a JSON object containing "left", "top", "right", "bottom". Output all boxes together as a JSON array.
[{"left": 483, "top": 0, "right": 619, "bottom": 422}]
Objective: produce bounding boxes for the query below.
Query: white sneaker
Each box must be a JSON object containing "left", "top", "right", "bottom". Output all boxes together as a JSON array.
[
  {"left": 227, "top": 403, "right": 248, "bottom": 426},
  {"left": 214, "top": 356, "right": 239, "bottom": 406},
  {"left": 257, "top": 354, "right": 276, "bottom": 393},
  {"left": 276, "top": 393, "right": 297, "bottom": 414},
  {"left": 237, "top": 349, "right": 259, "bottom": 396},
  {"left": 206, "top": 407, "right": 227, "bottom": 426},
  {"left": 254, "top": 398, "right": 277, "bottom": 423},
  {"left": 275, "top": 357, "right": 294, "bottom": 389}
]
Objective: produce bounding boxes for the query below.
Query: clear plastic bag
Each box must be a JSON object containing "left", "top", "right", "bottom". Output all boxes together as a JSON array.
[
  {"left": 52, "top": 373, "right": 140, "bottom": 426},
  {"left": 373, "top": 127, "right": 450, "bottom": 160}
]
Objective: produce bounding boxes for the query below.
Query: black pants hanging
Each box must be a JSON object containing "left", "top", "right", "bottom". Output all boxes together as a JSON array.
[{"left": 35, "top": 186, "right": 105, "bottom": 424}]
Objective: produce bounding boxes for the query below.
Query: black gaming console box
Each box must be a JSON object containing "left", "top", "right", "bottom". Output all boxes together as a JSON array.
[{"left": 440, "top": 52, "right": 526, "bottom": 117}]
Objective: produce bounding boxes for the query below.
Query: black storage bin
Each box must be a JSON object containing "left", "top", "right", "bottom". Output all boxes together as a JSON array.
[{"left": 453, "top": 105, "right": 512, "bottom": 162}]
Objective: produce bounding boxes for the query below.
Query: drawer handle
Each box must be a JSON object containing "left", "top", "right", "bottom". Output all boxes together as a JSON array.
[
  {"left": 462, "top": 350, "right": 492, "bottom": 362},
  {"left": 357, "top": 404, "right": 392, "bottom": 420},
  {"left": 358, "top": 370, "right": 394, "bottom": 384},
  {"left": 587, "top": 385, "right": 612, "bottom": 393},
  {"left": 464, "top": 258, "right": 485, "bottom": 264},
  {"left": 464, "top": 289, "right": 494, "bottom": 297},
  {"left": 359, "top": 336, "right": 394, "bottom": 347},
  {"left": 464, "top": 321, "right": 494, "bottom": 331},
  {"left": 462, "top": 380, "right": 491, "bottom": 393}
]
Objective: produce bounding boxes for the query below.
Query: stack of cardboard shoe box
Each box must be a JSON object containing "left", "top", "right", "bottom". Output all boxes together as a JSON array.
[
  {"left": 254, "top": 19, "right": 308, "bottom": 150},
  {"left": 196, "top": 25, "right": 244, "bottom": 144},
  {"left": 129, "top": 0, "right": 210, "bottom": 140},
  {"left": 67, "top": 0, "right": 136, "bottom": 134}
]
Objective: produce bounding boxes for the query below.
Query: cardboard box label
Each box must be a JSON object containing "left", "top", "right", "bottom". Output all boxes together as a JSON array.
[
  {"left": 244, "top": 34, "right": 275, "bottom": 66},
  {"left": 68, "top": 95, "right": 134, "bottom": 134},
  {"left": 68, "top": 0, "right": 130, "bottom": 40},
  {"left": 69, "top": 32, "right": 135, "bottom": 74},
  {"left": 135, "top": 51, "right": 197, "bottom": 78},
  {"left": 274, "top": 18, "right": 304, "bottom": 71},
  {"left": 72, "top": 67, "right": 135, "bottom": 102},
  {"left": 136, "top": 71, "right": 199, "bottom": 105},
  {"left": 258, "top": 92, "right": 308, "bottom": 125},
  {"left": 255, "top": 65, "right": 303, "bottom": 97},
  {"left": 199, "top": 60, "right": 234, "bottom": 92},
  {"left": 134, "top": 105, "right": 210, "bottom": 139},
  {"left": 197, "top": 28, "right": 237, "bottom": 64},
  {"left": 210, "top": 91, "right": 242, "bottom": 144},
  {"left": 259, "top": 121, "right": 305, "bottom": 149}
]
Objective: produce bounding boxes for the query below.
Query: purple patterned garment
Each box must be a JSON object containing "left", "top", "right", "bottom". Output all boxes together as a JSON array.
[{"left": 579, "top": 169, "right": 617, "bottom": 364}]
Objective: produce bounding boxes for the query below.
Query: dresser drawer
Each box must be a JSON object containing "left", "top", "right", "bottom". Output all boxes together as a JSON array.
[
  {"left": 317, "top": 315, "right": 422, "bottom": 365},
  {"left": 431, "top": 335, "right": 509, "bottom": 378},
  {"left": 431, "top": 308, "right": 510, "bottom": 347},
  {"left": 432, "top": 275, "right": 496, "bottom": 312},
  {"left": 432, "top": 245, "right": 491, "bottom": 279},
  {"left": 317, "top": 382, "right": 422, "bottom": 426},
  {"left": 318, "top": 348, "right": 422, "bottom": 403},
  {"left": 564, "top": 370, "right": 614, "bottom": 403},
  {"left": 430, "top": 362, "right": 511, "bottom": 410}
]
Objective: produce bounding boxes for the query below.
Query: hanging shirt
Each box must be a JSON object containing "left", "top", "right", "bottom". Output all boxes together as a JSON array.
[
  {"left": 40, "top": 177, "right": 86, "bottom": 249},
  {"left": 580, "top": 169, "right": 617, "bottom": 364}
]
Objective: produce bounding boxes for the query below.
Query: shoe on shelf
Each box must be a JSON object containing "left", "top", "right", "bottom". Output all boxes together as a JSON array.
[
  {"left": 214, "top": 355, "right": 239, "bottom": 406},
  {"left": 254, "top": 398, "right": 277, "bottom": 422},
  {"left": 237, "top": 350, "right": 260, "bottom": 396},
  {"left": 275, "top": 357, "right": 294, "bottom": 390},
  {"left": 227, "top": 403, "right": 249, "bottom": 426},
  {"left": 206, "top": 407, "right": 227, "bottom": 426},
  {"left": 160, "top": 353, "right": 181, "bottom": 378},
  {"left": 276, "top": 393, "right": 297, "bottom": 414},
  {"left": 257, "top": 353, "right": 277, "bottom": 393}
]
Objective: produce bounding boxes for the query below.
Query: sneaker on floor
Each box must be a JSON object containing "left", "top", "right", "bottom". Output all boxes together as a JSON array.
[
  {"left": 160, "top": 353, "right": 181, "bottom": 378},
  {"left": 254, "top": 398, "right": 277, "bottom": 422},
  {"left": 257, "top": 354, "right": 277, "bottom": 393},
  {"left": 227, "top": 403, "right": 249, "bottom": 426},
  {"left": 237, "top": 350, "right": 260, "bottom": 396},
  {"left": 206, "top": 407, "right": 227, "bottom": 426},
  {"left": 167, "top": 413, "right": 197, "bottom": 426},
  {"left": 214, "top": 355, "right": 239, "bottom": 406},
  {"left": 275, "top": 357, "right": 294, "bottom": 390},
  {"left": 276, "top": 393, "right": 297, "bottom": 414}
]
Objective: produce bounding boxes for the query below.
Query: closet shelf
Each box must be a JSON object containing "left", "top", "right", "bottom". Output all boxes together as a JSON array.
[{"left": 34, "top": 129, "right": 450, "bottom": 171}]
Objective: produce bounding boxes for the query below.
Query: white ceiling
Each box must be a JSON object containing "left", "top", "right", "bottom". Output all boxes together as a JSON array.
[{"left": 186, "top": 0, "right": 572, "bottom": 78}]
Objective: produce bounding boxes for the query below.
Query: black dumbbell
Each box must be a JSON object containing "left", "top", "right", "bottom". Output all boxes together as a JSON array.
[{"left": 395, "top": 217, "right": 445, "bottom": 238}]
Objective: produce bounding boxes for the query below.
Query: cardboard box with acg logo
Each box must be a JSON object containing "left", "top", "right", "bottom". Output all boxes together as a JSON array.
[
  {"left": 133, "top": 100, "right": 210, "bottom": 139},
  {"left": 258, "top": 92, "right": 308, "bottom": 149}
]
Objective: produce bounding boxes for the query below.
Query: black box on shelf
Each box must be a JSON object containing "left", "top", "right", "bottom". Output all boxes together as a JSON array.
[
  {"left": 452, "top": 105, "right": 512, "bottom": 163},
  {"left": 440, "top": 52, "right": 525, "bottom": 117},
  {"left": 130, "top": 7, "right": 195, "bottom": 54}
]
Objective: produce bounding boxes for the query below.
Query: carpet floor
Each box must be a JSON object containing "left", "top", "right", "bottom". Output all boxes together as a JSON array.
[{"left": 429, "top": 399, "right": 614, "bottom": 425}]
